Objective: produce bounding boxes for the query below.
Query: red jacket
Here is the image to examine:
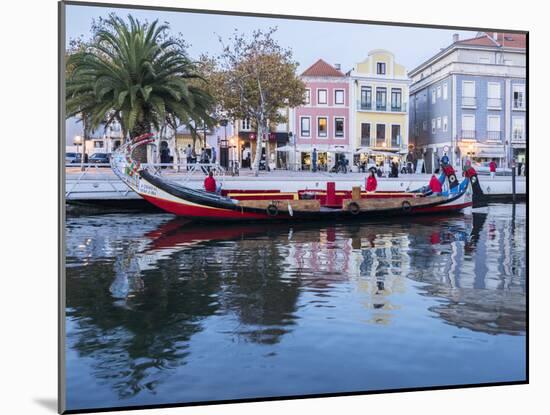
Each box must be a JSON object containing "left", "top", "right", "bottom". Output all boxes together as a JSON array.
[
  {"left": 366, "top": 175, "right": 377, "bottom": 192},
  {"left": 204, "top": 176, "right": 216, "bottom": 192},
  {"left": 464, "top": 167, "right": 477, "bottom": 179},
  {"left": 489, "top": 161, "right": 497, "bottom": 172},
  {"left": 429, "top": 175, "right": 442, "bottom": 193}
]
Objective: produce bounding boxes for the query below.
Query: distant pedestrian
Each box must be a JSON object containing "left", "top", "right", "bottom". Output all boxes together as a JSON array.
[
  {"left": 211, "top": 147, "right": 217, "bottom": 164},
  {"left": 204, "top": 171, "right": 216, "bottom": 192},
  {"left": 489, "top": 159, "right": 497, "bottom": 179},
  {"left": 185, "top": 144, "right": 193, "bottom": 170},
  {"left": 366, "top": 170, "right": 377, "bottom": 192},
  {"left": 311, "top": 148, "right": 317, "bottom": 172}
]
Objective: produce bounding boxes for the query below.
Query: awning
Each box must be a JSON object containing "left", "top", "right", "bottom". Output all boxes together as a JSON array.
[
  {"left": 276, "top": 145, "right": 294, "bottom": 151},
  {"left": 354, "top": 148, "right": 400, "bottom": 157},
  {"left": 291, "top": 144, "right": 350, "bottom": 153}
]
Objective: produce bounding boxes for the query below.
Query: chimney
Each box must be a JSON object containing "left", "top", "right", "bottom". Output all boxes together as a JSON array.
[
  {"left": 452, "top": 33, "right": 459, "bottom": 43},
  {"left": 334, "top": 63, "right": 341, "bottom": 70}
]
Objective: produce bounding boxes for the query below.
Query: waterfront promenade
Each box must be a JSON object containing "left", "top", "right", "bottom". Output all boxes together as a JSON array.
[{"left": 65, "top": 165, "right": 526, "bottom": 203}]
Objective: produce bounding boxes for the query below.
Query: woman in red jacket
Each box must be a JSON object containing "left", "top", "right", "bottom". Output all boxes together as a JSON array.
[
  {"left": 366, "top": 170, "right": 377, "bottom": 192},
  {"left": 204, "top": 171, "right": 217, "bottom": 192}
]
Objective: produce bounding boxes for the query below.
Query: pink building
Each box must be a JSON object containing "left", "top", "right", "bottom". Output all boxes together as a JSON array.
[{"left": 291, "top": 59, "right": 351, "bottom": 171}]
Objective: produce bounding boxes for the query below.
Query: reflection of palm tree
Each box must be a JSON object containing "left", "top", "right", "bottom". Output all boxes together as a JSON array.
[{"left": 66, "top": 235, "right": 223, "bottom": 400}]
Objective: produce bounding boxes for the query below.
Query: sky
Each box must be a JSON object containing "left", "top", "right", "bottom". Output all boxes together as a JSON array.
[
  {"left": 65, "top": 4, "right": 478, "bottom": 143},
  {"left": 65, "top": 4, "right": 478, "bottom": 74}
]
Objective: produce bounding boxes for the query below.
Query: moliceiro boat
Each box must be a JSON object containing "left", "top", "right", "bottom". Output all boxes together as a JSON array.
[{"left": 111, "top": 134, "right": 476, "bottom": 222}]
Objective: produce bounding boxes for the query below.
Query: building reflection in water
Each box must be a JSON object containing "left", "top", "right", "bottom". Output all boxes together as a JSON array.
[{"left": 65, "top": 204, "right": 526, "bottom": 402}]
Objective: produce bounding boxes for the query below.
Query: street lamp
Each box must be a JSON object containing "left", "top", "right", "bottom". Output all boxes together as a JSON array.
[{"left": 74, "top": 135, "right": 84, "bottom": 170}]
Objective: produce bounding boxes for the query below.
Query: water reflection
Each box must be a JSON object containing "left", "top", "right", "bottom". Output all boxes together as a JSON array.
[{"left": 65, "top": 204, "right": 526, "bottom": 408}]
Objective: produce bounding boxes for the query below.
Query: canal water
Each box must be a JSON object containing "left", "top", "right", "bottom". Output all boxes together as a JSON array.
[{"left": 64, "top": 203, "right": 526, "bottom": 411}]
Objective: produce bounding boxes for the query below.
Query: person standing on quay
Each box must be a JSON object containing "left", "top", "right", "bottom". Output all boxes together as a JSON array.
[
  {"left": 489, "top": 159, "right": 497, "bottom": 179},
  {"left": 185, "top": 144, "right": 193, "bottom": 170},
  {"left": 211, "top": 147, "right": 217, "bottom": 164},
  {"left": 311, "top": 148, "right": 317, "bottom": 172},
  {"left": 366, "top": 170, "right": 377, "bottom": 192}
]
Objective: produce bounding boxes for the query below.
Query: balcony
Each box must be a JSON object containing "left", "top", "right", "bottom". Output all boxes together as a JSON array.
[
  {"left": 461, "top": 96, "right": 476, "bottom": 108},
  {"left": 461, "top": 130, "right": 476, "bottom": 140},
  {"left": 356, "top": 101, "right": 407, "bottom": 112},
  {"left": 391, "top": 103, "right": 407, "bottom": 112},
  {"left": 512, "top": 132, "right": 526, "bottom": 143},
  {"left": 487, "top": 98, "right": 502, "bottom": 109},
  {"left": 357, "top": 101, "right": 372, "bottom": 111},
  {"left": 513, "top": 99, "right": 525, "bottom": 110},
  {"left": 487, "top": 130, "right": 501, "bottom": 141}
]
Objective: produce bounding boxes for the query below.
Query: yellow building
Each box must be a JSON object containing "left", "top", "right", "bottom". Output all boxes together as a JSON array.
[{"left": 350, "top": 50, "right": 411, "bottom": 163}]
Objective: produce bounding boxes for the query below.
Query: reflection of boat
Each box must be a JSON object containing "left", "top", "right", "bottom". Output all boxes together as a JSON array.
[{"left": 111, "top": 134, "right": 473, "bottom": 222}]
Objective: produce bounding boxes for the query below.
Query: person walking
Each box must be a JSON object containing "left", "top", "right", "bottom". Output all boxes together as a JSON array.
[
  {"left": 204, "top": 171, "right": 216, "bottom": 192},
  {"left": 489, "top": 159, "right": 497, "bottom": 179},
  {"left": 366, "top": 170, "right": 377, "bottom": 192},
  {"left": 185, "top": 144, "right": 193, "bottom": 170}
]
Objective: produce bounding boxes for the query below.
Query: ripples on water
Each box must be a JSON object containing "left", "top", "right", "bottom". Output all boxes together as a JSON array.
[{"left": 64, "top": 204, "right": 526, "bottom": 411}]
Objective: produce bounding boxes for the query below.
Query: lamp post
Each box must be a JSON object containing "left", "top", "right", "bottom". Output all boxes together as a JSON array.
[{"left": 74, "top": 135, "right": 83, "bottom": 171}]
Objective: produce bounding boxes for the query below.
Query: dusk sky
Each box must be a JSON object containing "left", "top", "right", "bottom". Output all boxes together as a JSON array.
[
  {"left": 66, "top": 4, "right": 478, "bottom": 74},
  {"left": 65, "top": 4, "right": 479, "bottom": 142}
]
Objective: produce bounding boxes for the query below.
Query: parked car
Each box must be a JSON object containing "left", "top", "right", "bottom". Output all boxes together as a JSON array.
[
  {"left": 89, "top": 153, "right": 111, "bottom": 166},
  {"left": 471, "top": 161, "right": 512, "bottom": 175},
  {"left": 65, "top": 152, "right": 82, "bottom": 164}
]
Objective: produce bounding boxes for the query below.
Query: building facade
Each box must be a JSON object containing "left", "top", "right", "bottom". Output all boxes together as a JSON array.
[
  {"left": 409, "top": 32, "right": 526, "bottom": 173},
  {"left": 290, "top": 59, "right": 351, "bottom": 170},
  {"left": 349, "top": 50, "right": 410, "bottom": 166}
]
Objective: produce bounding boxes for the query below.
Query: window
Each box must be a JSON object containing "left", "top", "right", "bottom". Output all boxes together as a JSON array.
[
  {"left": 437, "top": 86, "right": 442, "bottom": 98},
  {"left": 335, "top": 118, "right": 344, "bottom": 137},
  {"left": 436, "top": 117, "right": 441, "bottom": 129},
  {"left": 512, "top": 118, "right": 525, "bottom": 140},
  {"left": 304, "top": 89, "right": 310, "bottom": 105},
  {"left": 376, "top": 87, "right": 387, "bottom": 111},
  {"left": 442, "top": 116, "right": 448, "bottom": 132},
  {"left": 241, "top": 119, "right": 251, "bottom": 130},
  {"left": 461, "top": 114, "right": 476, "bottom": 139},
  {"left": 391, "top": 88, "right": 402, "bottom": 111},
  {"left": 360, "top": 86, "right": 372, "bottom": 109},
  {"left": 317, "top": 89, "right": 327, "bottom": 105},
  {"left": 513, "top": 84, "right": 525, "bottom": 109},
  {"left": 94, "top": 141, "right": 104, "bottom": 148},
  {"left": 431, "top": 119, "right": 436, "bottom": 133},
  {"left": 300, "top": 117, "right": 310, "bottom": 137},
  {"left": 318, "top": 117, "right": 328, "bottom": 137},
  {"left": 376, "top": 62, "right": 386, "bottom": 75},
  {"left": 462, "top": 81, "right": 476, "bottom": 107},
  {"left": 432, "top": 89, "right": 436, "bottom": 104},
  {"left": 443, "top": 83, "right": 448, "bottom": 100},
  {"left": 423, "top": 120, "right": 427, "bottom": 131},
  {"left": 334, "top": 90, "right": 345, "bottom": 105},
  {"left": 376, "top": 124, "right": 386, "bottom": 146},
  {"left": 487, "top": 115, "right": 501, "bottom": 140},
  {"left": 391, "top": 125, "right": 401, "bottom": 147},
  {"left": 487, "top": 82, "right": 501, "bottom": 108},
  {"left": 361, "top": 123, "right": 371, "bottom": 146}
]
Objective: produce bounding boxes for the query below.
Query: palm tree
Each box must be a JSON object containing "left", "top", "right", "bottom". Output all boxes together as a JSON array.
[{"left": 66, "top": 14, "right": 214, "bottom": 161}]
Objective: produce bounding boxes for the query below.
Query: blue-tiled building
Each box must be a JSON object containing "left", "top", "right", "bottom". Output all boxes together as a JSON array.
[{"left": 409, "top": 32, "right": 526, "bottom": 173}]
